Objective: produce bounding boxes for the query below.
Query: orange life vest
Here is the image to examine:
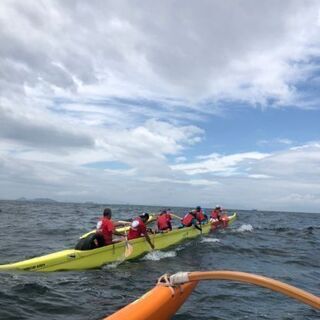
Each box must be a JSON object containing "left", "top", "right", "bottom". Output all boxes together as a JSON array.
[
  {"left": 196, "top": 210, "right": 206, "bottom": 222},
  {"left": 157, "top": 213, "right": 171, "bottom": 231},
  {"left": 211, "top": 209, "right": 221, "bottom": 219},
  {"left": 181, "top": 212, "right": 195, "bottom": 227}
]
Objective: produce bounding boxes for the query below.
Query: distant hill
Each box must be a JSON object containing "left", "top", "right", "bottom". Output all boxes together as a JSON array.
[
  {"left": 16, "top": 197, "right": 58, "bottom": 203},
  {"left": 16, "top": 197, "right": 28, "bottom": 201},
  {"left": 33, "top": 198, "right": 58, "bottom": 203}
]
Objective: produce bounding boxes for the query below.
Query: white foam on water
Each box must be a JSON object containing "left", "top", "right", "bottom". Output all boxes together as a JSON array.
[
  {"left": 201, "top": 238, "right": 220, "bottom": 243},
  {"left": 142, "top": 250, "right": 177, "bottom": 261},
  {"left": 236, "top": 224, "right": 253, "bottom": 232},
  {"left": 104, "top": 259, "right": 125, "bottom": 269}
]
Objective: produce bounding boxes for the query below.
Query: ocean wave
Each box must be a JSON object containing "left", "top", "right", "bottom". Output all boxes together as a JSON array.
[
  {"left": 13, "top": 282, "right": 50, "bottom": 294},
  {"left": 214, "top": 244, "right": 289, "bottom": 258},
  {"left": 258, "top": 225, "right": 320, "bottom": 232}
]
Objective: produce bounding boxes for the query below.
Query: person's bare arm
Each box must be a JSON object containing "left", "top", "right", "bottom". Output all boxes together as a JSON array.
[{"left": 113, "top": 220, "right": 131, "bottom": 227}]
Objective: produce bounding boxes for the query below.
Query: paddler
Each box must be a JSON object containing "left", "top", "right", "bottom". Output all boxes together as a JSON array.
[
  {"left": 180, "top": 210, "right": 202, "bottom": 231},
  {"left": 210, "top": 205, "right": 227, "bottom": 227},
  {"left": 127, "top": 213, "right": 155, "bottom": 249},
  {"left": 96, "top": 208, "right": 130, "bottom": 246},
  {"left": 156, "top": 209, "right": 172, "bottom": 232},
  {"left": 210, "top": 205, "right": 222, "bottom": 221},
  {"left": 195, "top": 206, "right": 208, "bottom": 224}
]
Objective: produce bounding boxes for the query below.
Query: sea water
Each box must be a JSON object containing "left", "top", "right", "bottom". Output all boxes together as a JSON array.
[{"left": 0, "top": 200, "right": 319, "bottom": 319}]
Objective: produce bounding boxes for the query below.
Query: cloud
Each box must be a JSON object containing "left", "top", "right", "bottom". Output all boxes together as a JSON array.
[
  {"left": 142, "top": 176, "right": 218, "bottom": 186},
  {"left": 1, "top": 140, "right": 320, "bottom": 212},
  {"left": 1, "top": 1, "right": 320, "bottom": 212},
  {"left": 248, "top": 174, "right": 271, "bottom": 179},
  {"left": 171, "top": 152, "right": 269, "bottom": 176},
  {"left": 258, "top": 138, "right": 294, "bottom": 147},
  {"left": 0, "top": 106, "right": 94, "bottom": 149},
  {"left": 0, "top": 114, "right": 203, "bottom": 174},
  {"left": 1, "top": 1, "right": 320, "bottom": 109},
  {"left": 251, "top": 142, "right": 320, "bottom": 180}
]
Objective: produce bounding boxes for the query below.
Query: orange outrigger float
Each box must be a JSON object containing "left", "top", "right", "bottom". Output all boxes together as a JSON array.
[
  {"left": 104, "top": 270, "right": 320, "bottom": 320},
  {"left": 105, "top": 281, "right": 197, "bottom": 320}
]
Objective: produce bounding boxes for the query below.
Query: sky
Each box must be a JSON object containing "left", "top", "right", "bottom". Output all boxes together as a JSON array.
[{"left": 0, "top": 0, "right": 320, "bottom": 213}]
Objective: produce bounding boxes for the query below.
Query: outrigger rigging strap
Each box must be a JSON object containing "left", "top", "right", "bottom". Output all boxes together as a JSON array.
[{"left": 157, "top": 273, "right": 187, "bottom": 297}]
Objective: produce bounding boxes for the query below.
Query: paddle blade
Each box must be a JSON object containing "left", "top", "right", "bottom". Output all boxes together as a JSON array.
[
  {"left": 124, "top": 242, "right": 133, "bottom": 258},
  {"left": 80, "top": 229, "right": 96, "bottom": 239}
]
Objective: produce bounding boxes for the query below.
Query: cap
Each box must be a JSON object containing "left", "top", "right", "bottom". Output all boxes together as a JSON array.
[
  {"left": 140, "top": 212, "right": 149, "bottom": 220},
  {"left": 215, "top": 205, "right": 221, "bottom": 209},
  {"left": 196, "top": 206, "right": 201, "bottom": 211}
]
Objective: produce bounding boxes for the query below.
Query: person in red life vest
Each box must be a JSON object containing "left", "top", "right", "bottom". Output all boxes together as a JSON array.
[
  {"left": 96, "top": 208, "right": 130, "bottom": 246},
  {"left": 195, "top": 206, "right": 208, "bottom": 224},
  {"left": 157, "top": 210, "right": 172, "bottom": 232},
  {"left": 210, "top": 205, "right": 227, "bottom": 228},
  {"left": 179, "top": 210, "right": 202, "bottom": 231},
  {"left": 210, "top": 205, "right": 223, "bottom": 220},
  {"left": 128, "top": 213, "right": 154, "bottom": 249}
]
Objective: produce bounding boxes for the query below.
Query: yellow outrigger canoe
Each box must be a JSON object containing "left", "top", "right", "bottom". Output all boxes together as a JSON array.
[{"left": 0, "top": 213, "right": 237, "bottom": 272}]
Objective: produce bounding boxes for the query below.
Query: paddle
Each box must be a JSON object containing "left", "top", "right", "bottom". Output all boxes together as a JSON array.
[
  {"left": 123, "top": 213, "right": 170, "bottom": 256},
  {"left": 195, "top": 222, "right": 202, "bottom": 234},
  {"left": 151, "top": 230, "right": 156, "bottom": 250},
  {"left": 170, "top": 213, "right": 182, "bottom": 220},
  {"left": 124, "top": 228, "right": 133, "bottom": 258}
]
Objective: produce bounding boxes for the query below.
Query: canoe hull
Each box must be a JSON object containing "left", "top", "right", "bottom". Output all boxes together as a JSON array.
[{"left": 0, "top": 213, "right": 237, "bottom": 272}]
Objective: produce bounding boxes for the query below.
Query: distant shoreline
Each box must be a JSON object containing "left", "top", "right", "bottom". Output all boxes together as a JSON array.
[{"left": 0, "top": 199, "right": 318, "bottom": 214}]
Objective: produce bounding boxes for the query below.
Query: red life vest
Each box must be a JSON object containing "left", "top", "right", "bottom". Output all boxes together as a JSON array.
[
  {"left": 211, "top": 209, "right": 221, "bottom": 219},
  {"left": 211, "top": 214, "right": 228, "bottom": 230},
  {"left": 196, "top": 210, "right": 206, "bottom": 222},
  {"left": 128, "top": 217, "right": 147, "bottom": 240},
  {"left": 181, "top": 212, "right": 194, "bottom": 227},
  {"left": 97, "top": 217, "right": 114, "bottom": 245},
  {"left": 157, "top": 213, "right": 172, "bottom": 231}
]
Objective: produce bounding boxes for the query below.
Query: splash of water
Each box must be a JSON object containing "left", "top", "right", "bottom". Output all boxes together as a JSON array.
[
  {"left": 104, "top": 260, "right": 125, "bottom": 269},
  {"left": 201, "top": 238, "right": 220, "bottom": 243},
  {"left": 142, "top": 250, "right": 177, "bottom": 261},
  {"left": 237, "top": 224, "right": 253, "bottom": 232}
]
